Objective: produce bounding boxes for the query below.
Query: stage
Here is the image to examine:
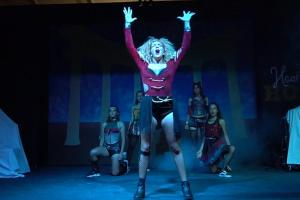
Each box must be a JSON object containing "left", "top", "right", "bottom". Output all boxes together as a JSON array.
[
  {"left": 1, "top": 166, "right": 300, "bottom": 200},
  {"left": 0, "top": 1, "right": 300, "bottom": 200}
]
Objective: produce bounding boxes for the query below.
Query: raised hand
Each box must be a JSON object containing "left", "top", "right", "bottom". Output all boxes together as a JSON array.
[
  {"left": 123, "top": 7, "right": 137, "bottom": 24},
  {"left": 177, "top": 11, "right": 195, "bottom": 22}
]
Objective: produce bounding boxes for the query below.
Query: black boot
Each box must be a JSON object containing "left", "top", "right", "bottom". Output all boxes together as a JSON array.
[
  {"left": 86, "top": 160, "right": 100, "bottom": 178},
  {"left": 133, "top": 178, "right": 145, "bottom": 199},
  {"left": 181, "top": 181, "right": 193, "bottom": 200}
]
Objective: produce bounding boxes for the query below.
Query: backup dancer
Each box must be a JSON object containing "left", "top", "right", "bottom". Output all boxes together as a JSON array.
[
  {"left": 197, "top": 103, "right": 235, "bottom": 177},
  {"left": 185, "top": 81, "right": 208, "bottom": 145},
  {"left": 86, "top": 106, "right": 126, "bottom": 177},
  {"left": 127, "top": 90, "right": 143, "bottom": 168}
]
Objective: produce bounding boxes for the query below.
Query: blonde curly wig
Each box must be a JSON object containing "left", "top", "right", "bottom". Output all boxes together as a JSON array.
[{"left": 137, "top": 36, "right": 176, "bottom": 63}]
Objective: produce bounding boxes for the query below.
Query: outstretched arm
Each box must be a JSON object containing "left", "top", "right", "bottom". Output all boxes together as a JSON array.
[
  {"left": 123, "top": 7, "right": 142, "bottom": 67},
  {"left": 175, "top": 11, "right": 195, "bottom": 64}
]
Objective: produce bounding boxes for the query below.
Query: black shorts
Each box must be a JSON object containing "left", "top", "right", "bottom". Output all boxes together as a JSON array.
[
  {"left": 104, "top": 143, "right": 120, "bottom": 157},
  {"left": 152, "top": 98, "right": 173, "bottom": 124},
  {"left": 140, "top": 96, "right": 180, "bottom": 136}
]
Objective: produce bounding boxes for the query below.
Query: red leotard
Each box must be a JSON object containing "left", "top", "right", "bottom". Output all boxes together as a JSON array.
[{"left": 124, "top": 28, "right": 191, "bottom": 96}]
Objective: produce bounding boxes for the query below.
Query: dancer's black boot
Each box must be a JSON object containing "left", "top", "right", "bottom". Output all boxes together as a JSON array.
[
  {"left": 181, "top": 181, "right": 193, "bottom": 200},
  {"left": 133, "top": 178, "right": 145, "bottom": 199}
]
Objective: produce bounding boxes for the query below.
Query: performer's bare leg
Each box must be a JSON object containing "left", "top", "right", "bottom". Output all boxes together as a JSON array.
[
  {"left": 223, "top": 145, "right": 235, "bottom": 170},
  {"left": 86, "top": 146, "right": 109, "bottom": 177},
  {"left": 134, "top": 117, "right": 157, "bottom": 199},
  {"left": 138, "top": 133, "right": 151, "bottom": 179},
  {"left": 138, "top": 117, "right": 157, "bottom": 178},
  {"left": 161, "top": 113, "right": 187, "bottom": 181},
  {"left": 161, "top": 113, "right": 193, "bottom": 199},
  {"left": 189, "top": 127, "right": 198, "bottom": 147},
  {"left": 111, "top": 154, "right": 121, "bottom": 175}
]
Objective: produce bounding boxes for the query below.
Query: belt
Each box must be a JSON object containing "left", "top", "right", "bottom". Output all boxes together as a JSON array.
[
  {"left": 206, "top": 137, "right": 217, "bottom": 140},
  {"left": 152, "top": 96, "right": 172, "bottom": 103}
]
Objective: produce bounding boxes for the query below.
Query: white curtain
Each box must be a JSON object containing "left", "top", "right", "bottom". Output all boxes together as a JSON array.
[
  {"left": 0, "top": 109, "right": 30, "bottom": 178},
  {"left": 286, "top": 106, "right": 300, "bottom": 165}
]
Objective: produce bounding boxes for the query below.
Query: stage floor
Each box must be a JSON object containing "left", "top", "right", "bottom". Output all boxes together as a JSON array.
[{"left": 1, "top": 166, "right": 300, "bottom": 200}]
